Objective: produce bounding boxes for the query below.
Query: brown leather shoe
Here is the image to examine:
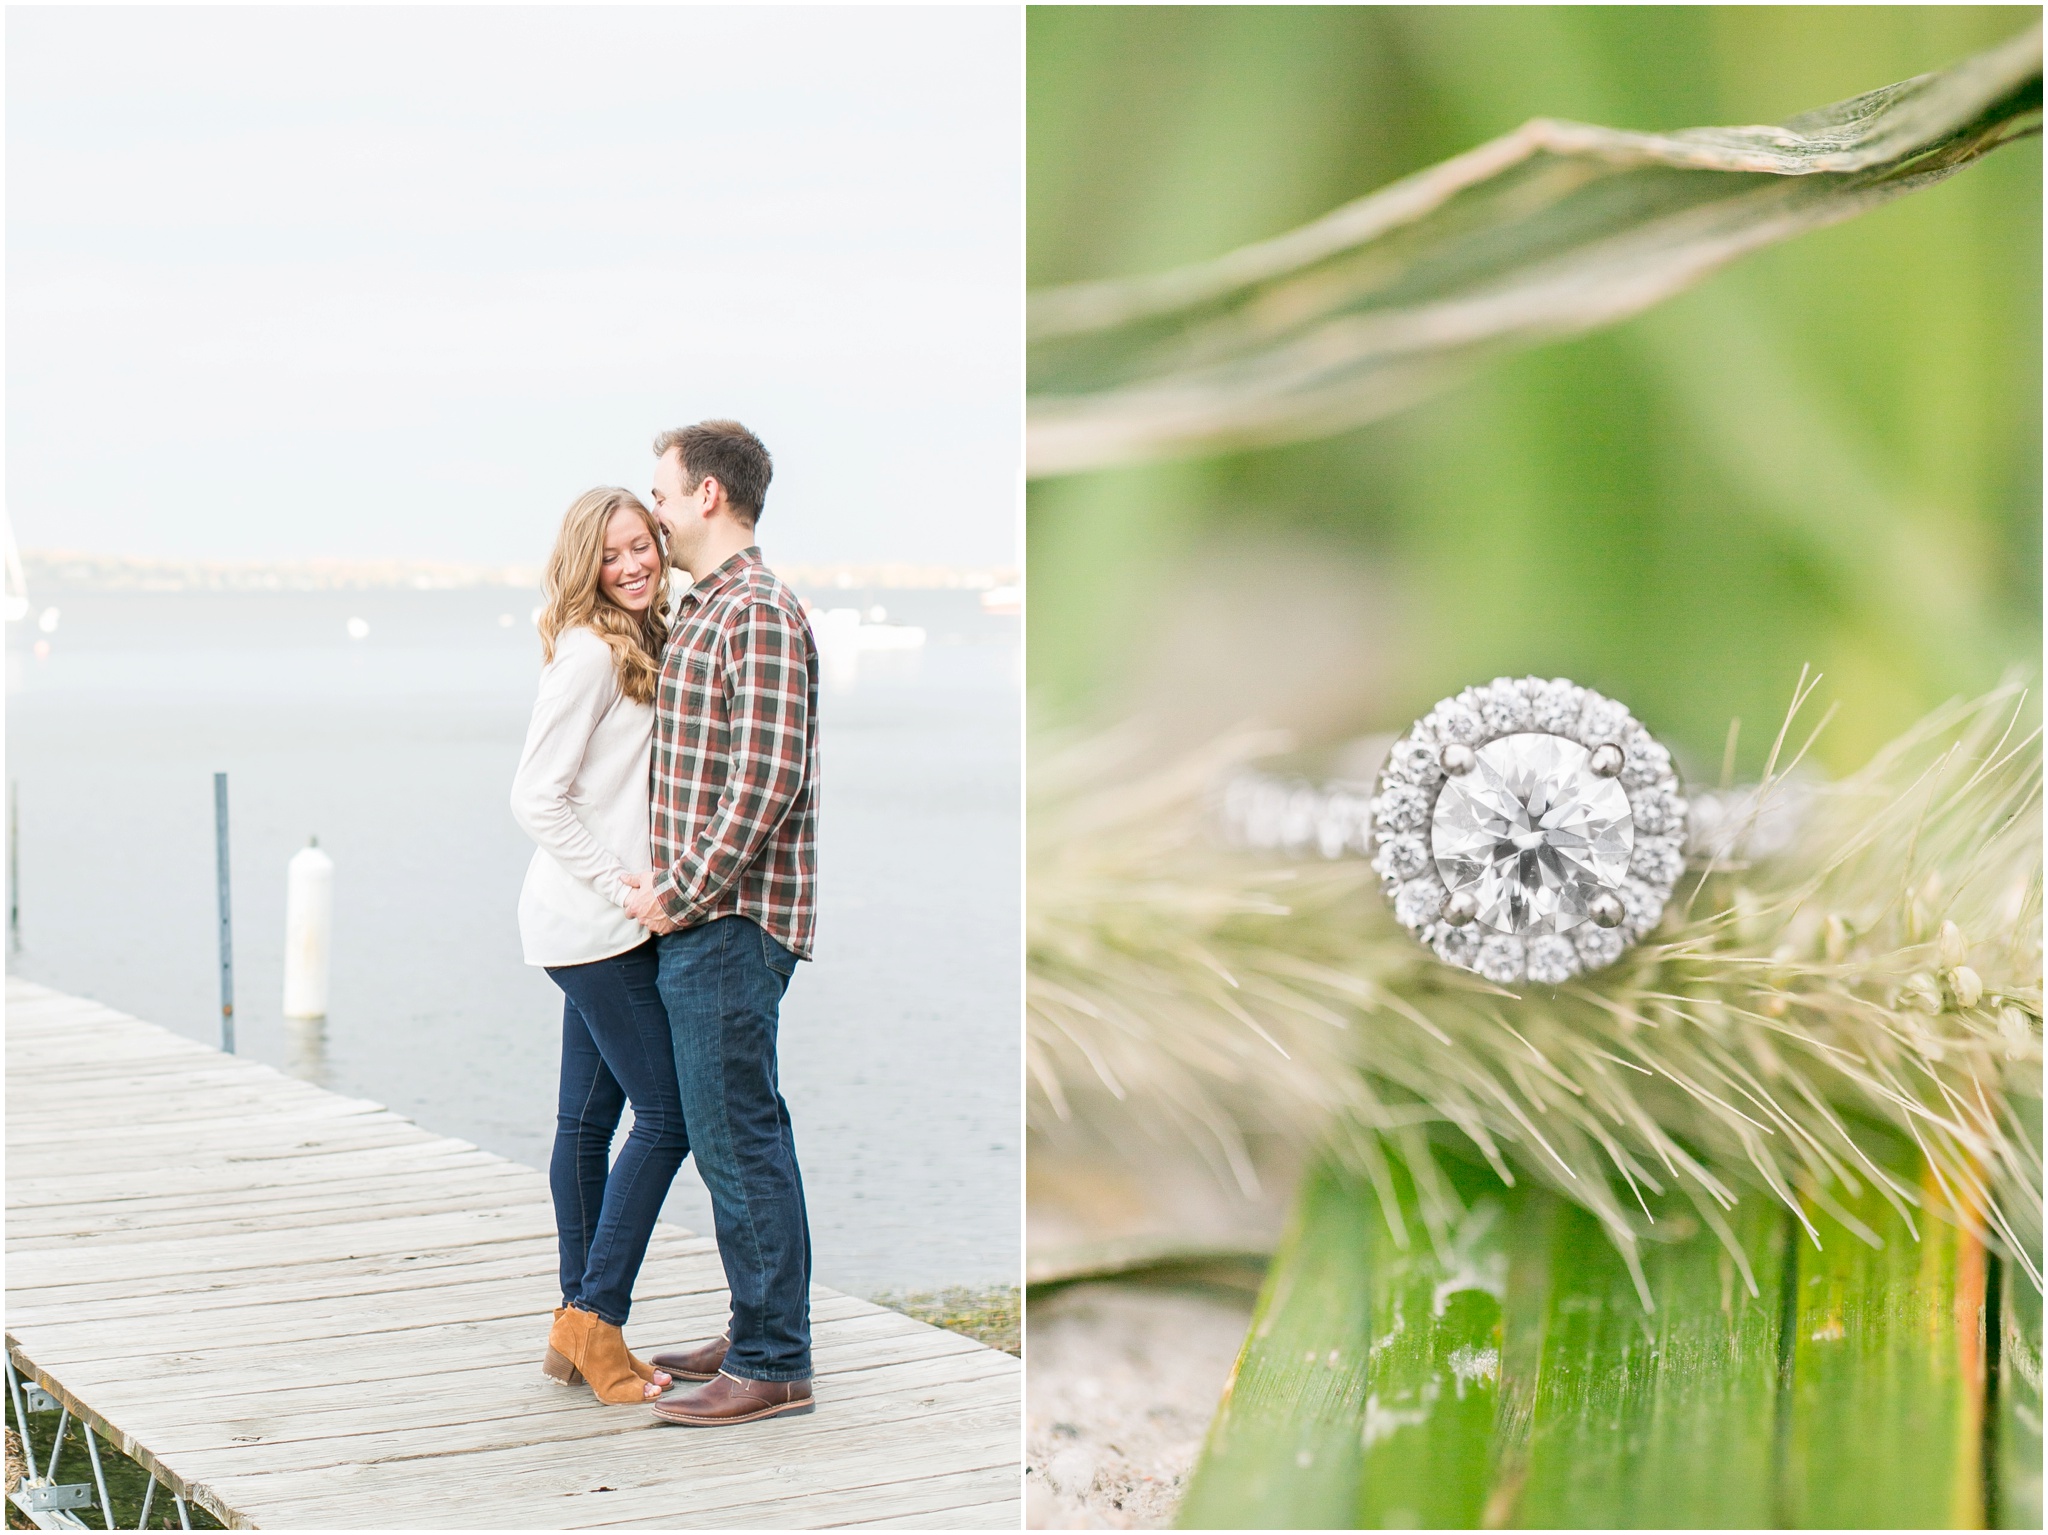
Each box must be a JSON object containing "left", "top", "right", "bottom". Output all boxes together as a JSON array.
[
  {"left": 648, "top": 1370, "right": 814, "bottom": 1426},
  {"left": 648, "top": 1332, "right": 729, "bottom": 1382}
]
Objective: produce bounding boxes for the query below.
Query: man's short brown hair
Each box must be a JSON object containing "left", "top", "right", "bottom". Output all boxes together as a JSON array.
[{"left": 654, "top": 420, "right": 773, "bottom": 525}]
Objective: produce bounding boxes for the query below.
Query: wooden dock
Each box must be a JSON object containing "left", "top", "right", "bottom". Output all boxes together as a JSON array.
[{"left": 4, "top": 978, "right": 1020, "bottom": 1529}]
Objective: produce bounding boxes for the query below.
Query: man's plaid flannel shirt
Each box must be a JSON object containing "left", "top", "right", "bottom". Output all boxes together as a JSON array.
[{"left": 648, "top": 548, "right": 819, "bottom": 959}]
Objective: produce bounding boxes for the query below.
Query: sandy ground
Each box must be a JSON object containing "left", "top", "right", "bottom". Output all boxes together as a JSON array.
[{"left": 1025, "top": 1282, "right": 1257, "bottom": 1529}]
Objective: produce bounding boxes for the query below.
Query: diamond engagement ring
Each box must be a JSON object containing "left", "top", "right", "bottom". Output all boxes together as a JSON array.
[
  {"left": 1372, "top": 678, "right": 1684, "bottom": 984},
  {"left": 1220, "top": 677, "right": 1695, "bottom": 985}
]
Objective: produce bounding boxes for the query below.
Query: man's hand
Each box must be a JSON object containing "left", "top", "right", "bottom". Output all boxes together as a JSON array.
[{"left": 622, "top": 872, "right": 679, "bottom": 935}]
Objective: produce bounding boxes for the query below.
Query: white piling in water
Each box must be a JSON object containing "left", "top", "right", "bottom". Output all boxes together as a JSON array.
[{"left": 283, "top": 838, "right": 334, "bottom": 1019}]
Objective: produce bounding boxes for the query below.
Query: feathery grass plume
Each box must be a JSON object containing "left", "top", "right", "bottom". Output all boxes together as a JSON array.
[{"left": 1028, "top": 682, "right": 2042, "bottom": 1307}]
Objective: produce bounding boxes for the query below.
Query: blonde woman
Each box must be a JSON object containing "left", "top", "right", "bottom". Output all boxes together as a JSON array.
[{"left": 511, "top": 486, "right": 680, "bottom": 1405}]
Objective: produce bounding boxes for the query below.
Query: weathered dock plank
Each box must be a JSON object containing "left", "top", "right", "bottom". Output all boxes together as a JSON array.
[{"left": 5, "top": 977, "right": 1021, "bottom": 1528}]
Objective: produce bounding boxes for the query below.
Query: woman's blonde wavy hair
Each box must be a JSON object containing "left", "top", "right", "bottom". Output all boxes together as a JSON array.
[{"left": 538, "top": 487, "right": 671, "bottom": 705}]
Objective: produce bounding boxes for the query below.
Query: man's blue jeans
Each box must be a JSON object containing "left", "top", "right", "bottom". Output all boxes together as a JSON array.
[
  {"left": 658, "top": 916, "right": 812, "bottom": 1382},
  {"left": 546, "top": 939, "right": 690, "bottom": 1325}
]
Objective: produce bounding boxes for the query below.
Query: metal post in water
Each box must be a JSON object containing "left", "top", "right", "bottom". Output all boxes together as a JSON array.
[
  {"left": 214, "top": 772, "right": 235, "bottom": 1053},
  {"left": 8, "top": 777, "right": 19, "bottom": 956}
]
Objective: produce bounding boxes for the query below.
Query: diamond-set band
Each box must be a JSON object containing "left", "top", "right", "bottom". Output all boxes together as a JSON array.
[{"left": 1219, "top": 677, "right": 1691, "bottom": 985}]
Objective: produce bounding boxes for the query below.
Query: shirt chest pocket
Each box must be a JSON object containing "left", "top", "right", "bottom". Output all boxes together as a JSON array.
[{"left": 683, "top": 653, "right": 715, "bottom": 685}]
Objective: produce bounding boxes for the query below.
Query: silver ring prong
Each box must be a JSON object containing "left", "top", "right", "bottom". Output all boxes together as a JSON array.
[{"left": 1441, "top": 743, "right": 1476, "bottom": 776}]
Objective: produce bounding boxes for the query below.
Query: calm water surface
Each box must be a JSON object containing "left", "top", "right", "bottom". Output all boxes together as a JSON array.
[{"left": 7, "top": 583, "right": 1020, "bottom": 1297}]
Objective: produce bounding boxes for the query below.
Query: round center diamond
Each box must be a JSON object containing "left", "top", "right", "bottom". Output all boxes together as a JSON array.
[{"left": 1431, "top": 732, "right": 1633, "bottom": 936}]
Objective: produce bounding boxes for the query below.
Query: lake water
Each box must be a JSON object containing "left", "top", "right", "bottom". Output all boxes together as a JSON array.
[{"left": 6, "top": 582, "right": 1020, "bottom": 1298}]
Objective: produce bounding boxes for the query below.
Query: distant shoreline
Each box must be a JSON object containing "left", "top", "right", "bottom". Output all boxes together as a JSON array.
[{"left": 18, "top": 549, "right": 1020, "bottom": 595}]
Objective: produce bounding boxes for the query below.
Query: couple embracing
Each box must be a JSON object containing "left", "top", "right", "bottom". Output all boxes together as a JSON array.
[{"left": 510, "top": 420, "right": 818, "bottom": 1427}]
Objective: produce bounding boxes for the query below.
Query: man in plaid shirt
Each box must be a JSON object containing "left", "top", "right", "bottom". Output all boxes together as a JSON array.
[{"left": 623, "top": 420, "right": 823, "bottom": 1426}]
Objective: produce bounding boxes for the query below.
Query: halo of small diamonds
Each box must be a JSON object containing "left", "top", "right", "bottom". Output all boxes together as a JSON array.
[{"left": 1373, "top": 677, "right": 1686, "bottom": 983}]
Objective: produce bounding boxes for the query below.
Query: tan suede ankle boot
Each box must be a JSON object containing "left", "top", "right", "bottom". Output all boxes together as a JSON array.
[
  {"left": 545, "top": 1305, "right": 652, "bottom": 1404},
  {"left": 544, "top": 1306, "right": 668, "bottom": 1388}
]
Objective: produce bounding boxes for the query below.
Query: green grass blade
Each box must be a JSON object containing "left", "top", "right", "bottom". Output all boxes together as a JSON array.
[
  {"left": 1185, "top": 1148, "right": 2027, "bottom": 1528},
  {"left": 1508, "top": 1197, "right": 1783, "bottom": 1528},
  {"left": 1352, "top": 1184, "right": 1505, "bottom": 1529},
  {"left": 1178, "top": 1161, "right": 1374, "bottom": 1528},
  {"left": 1027, "top": 26, "right": 2042, "bottom": 474},
  {"left": 1783, "top": 1172, "right": 1984, "bottom": 1529},
  {"left": 1993, "top": 1254, "right": 2042, "bottom": 1529}
]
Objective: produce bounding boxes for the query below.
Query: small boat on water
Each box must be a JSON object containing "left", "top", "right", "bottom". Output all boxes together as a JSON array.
[{"left": 808, "top": 605, "right": 928, "bottom": 652}]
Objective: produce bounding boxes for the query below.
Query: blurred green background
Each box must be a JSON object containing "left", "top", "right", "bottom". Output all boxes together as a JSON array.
[{"left": 1027, "top": 6, "right": 2041, "bottom": 777}]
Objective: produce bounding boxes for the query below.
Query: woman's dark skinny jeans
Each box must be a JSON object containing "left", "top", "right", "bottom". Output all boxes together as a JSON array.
[{"left": 546, "top": 939, "right": 688, "bottom": 1325}]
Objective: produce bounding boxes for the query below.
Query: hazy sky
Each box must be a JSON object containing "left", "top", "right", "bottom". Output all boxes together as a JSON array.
[{"left": 7, "top": 6, "right": 1021, "bottom": 568}]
